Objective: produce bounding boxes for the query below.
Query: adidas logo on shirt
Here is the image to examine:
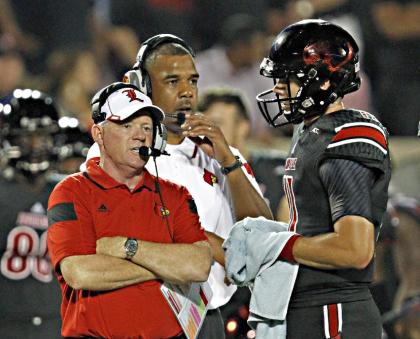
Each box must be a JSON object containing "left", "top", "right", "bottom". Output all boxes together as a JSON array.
[{"left": 97, "top": 204, "right": 109, "bottom": 212}]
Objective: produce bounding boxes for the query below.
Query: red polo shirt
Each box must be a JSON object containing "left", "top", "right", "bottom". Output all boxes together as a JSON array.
[{"left": 47, "top": 158, "right": 206, "bottom": 338}]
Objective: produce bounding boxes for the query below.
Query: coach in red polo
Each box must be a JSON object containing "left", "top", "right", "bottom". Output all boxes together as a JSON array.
[{"left": 47, "top": 83, "right": 212, "bottom": 338}]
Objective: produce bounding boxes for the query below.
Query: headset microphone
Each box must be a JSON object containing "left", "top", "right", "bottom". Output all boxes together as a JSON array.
[
  {"left": 165, "top": 112, "right": 186, "bottom": 126},
  {"left": 138, "top": 146, "right": 169, "bottom": 157}
]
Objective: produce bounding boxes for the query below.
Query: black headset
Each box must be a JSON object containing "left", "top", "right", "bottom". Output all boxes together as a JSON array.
[
  {"left": 122, "top": 36, "right": 194, "bottom": 238},
  {"left": 123, "top": 34, "right": 195, "bottom": 97},
  {"left": 91, "top": 82, "right": 167, "bottom": 155},
  {"left": 91, "top": 82, "right": 139, "bottom": 124}
]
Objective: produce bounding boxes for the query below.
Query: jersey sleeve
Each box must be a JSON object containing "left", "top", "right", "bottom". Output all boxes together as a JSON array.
[
  {"left": 168, "top": 185, "right": 207, "bottom": 244},
  {"left": 319, "top": 158, "right": 376, "bottom": 224},
  {"left": 324, "top": 121, "right": 389, "bottom": 172},
  {"left": 47, "top": 178, "right": 96, "bottom": 272}
]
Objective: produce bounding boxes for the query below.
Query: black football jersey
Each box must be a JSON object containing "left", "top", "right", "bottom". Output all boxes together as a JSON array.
[
  {"left": 249, "top": 149, "right": 287, "bottom": 218},
  {"left": 283, "top": 109, "right": 391, "bottom": 307},
  {"left": 0, "top": 176, "right": 62, "bottom": 337}
]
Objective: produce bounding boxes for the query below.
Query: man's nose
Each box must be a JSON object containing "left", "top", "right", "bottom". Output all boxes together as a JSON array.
[
  {"left": 273, "top": 82, "right": 287, "bottom": 95},
  {"left": 179, "top": 81, "right": 193, "bottom": 98}
]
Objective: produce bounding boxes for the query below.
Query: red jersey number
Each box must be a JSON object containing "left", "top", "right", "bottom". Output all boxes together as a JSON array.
[
  {"left": 283, "top": 175, "right": 299, "bottom": 232},
  {"left": 1, "top": 226, "right": 53, "bottom": 282}
]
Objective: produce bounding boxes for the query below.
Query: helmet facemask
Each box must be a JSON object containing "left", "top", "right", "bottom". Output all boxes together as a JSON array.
[
  {"left": 257, "top": 60, "right": 336, "bottom": 126},
  {"left": 2, "top": 127, "right": 57, "bottom": 180},
  {"left": 0, "top": 90, "right": 60, "bottom": 180}
]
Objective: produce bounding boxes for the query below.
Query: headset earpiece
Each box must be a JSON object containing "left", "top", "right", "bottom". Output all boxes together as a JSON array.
[
  {"left": 153, "top": 123, "right": 167, "bottom": 154},
  {"left": 123, "top": 69, "right": 150, "bottom": 96},
  {"left": 131, "top": 34, "right": 195, "bottom": 98},
  {"left": 91, "top": 90, "right": 106, "bottom": 124}
]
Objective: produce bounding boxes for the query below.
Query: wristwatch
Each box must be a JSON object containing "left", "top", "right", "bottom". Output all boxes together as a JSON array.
[
  {"left": 124, "top": 238, "right": 138, "bottom": 260},
  {"left": 221, "top": 156, "right": 243, "bottom": 175}
]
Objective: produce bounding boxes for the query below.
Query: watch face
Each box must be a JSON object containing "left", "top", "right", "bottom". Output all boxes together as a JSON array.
[
  {"left": 126, "top": 240, "right": 136, "bottom": 251},
  {"left": 125, "top": 238, "right": 138, "bottom": 258}
]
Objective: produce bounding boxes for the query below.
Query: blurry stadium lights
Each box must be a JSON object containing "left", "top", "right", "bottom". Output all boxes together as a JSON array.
[
  {"left": 58, "top": 117, "right": 68, "bottom": 128},
  {"left": 31, "top": 90, "right": 41, "bottom": 99},
  {"left": 13, "top": 88, "right": 23, "bottom": 98},
  {"left": 3, "top": 104, "right": 12, "bottom": 115},
  {"left": 69, "top": 117, "right": 79, "bottom": 128},
  {"left": 247, "top": 329, "right": 256, "bottom": 338},
  {"left": 58, "top": 116, "right": 79, "bottom": 129},
  {"left": 226, "top": 319, "right": 238, "bottom": 333},
  {"left": 22, "top": 89, "right": 32, "bottom": 99}
]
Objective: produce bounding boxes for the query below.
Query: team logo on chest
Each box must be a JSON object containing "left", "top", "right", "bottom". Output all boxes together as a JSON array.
[
  {"left": 203, "top": 169, "right": 218, "bottom": 186},
  {"left": 285, "top": 158, "right": 298, "bottom": 171}
]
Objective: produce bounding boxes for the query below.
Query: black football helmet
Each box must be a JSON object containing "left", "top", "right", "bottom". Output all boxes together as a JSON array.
[
  {"left": 54, "top": 116, "right": 92, "bottom": 161},
  {"left": 256, "top": 19, "right": 361, "bottom": 126},
  {"left": 0, "top": 89, "right": 60, "bottom": 178},
  {"left": 52, "top": 116, "right": 93, "bottom": 174}
]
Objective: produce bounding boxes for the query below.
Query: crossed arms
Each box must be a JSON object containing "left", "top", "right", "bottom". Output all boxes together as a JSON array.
[
  {"left": 60, "top": 238, "right": 212, "bottom": 291},
  {"left": 48, "top": 182, "right": 212, "bottom": 292}
]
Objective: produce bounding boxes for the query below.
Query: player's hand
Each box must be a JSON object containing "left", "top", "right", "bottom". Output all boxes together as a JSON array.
[
  {"left": 96, "top": 236, "right": 126, "bottom": 259},
  {"left": 181, "top": 113, "right": 236, "bottom": 167}
]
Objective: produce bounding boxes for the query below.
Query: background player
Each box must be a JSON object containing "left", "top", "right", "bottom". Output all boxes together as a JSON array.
[{"left": 0, "top": 89, "right": 62, "bottom": 337}]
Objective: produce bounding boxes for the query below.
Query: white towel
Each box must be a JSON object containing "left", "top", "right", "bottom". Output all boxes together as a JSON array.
[{"left": 223, "top": 217, "right": 299, "bottom": 339}]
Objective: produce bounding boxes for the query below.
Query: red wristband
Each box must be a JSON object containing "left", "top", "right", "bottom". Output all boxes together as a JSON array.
[{"left": 278, "top": 234, "right": 301, "bottom": 263}]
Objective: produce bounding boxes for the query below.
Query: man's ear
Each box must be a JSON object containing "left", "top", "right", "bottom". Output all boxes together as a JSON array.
[{"left": 91, "top": 124, "right": 104, "bottom": 146}]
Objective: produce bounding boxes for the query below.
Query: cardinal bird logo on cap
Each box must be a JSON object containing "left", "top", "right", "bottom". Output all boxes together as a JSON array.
[
  {"left": 203, "top": 169, "right": 218, "bottom": 186},
  {"left": 122, "top": 89, "right": 144, "bottom": 103}
]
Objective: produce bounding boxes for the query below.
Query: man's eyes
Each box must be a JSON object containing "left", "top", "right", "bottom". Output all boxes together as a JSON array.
[
  {"left": 121, "top": 124, "right": 152, "bottom": 132},
  {"left": 165, "top": 78, "right": 198, "bottom": 86}
]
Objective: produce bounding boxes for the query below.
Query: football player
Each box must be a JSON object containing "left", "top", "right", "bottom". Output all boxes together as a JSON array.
[
  {"left": 256, "top": 19, "right": 391, "bottom": 338},
  {"left": 0, "top": 89, "right": 62, "bottom": 337}
]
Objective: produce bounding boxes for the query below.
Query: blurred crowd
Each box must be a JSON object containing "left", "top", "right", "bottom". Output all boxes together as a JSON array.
[
  {"left": 1, "top": 0, "right": 419, "bottom": 137},
  {"left": 0, "top": 0, "right": 419, "bottom": 338}
]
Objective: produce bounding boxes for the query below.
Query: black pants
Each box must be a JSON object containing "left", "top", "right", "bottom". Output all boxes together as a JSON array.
[
  {"left": 197, "top": 308, "right": 225, "bottom": 339},
  {"left": 286, "top": 298, "right": 382, "bottom": 339}
]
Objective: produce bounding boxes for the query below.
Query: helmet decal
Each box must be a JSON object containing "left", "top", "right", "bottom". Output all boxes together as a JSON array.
[{"left": 304, "top": 42, "right": 354, "bottom": 73}]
